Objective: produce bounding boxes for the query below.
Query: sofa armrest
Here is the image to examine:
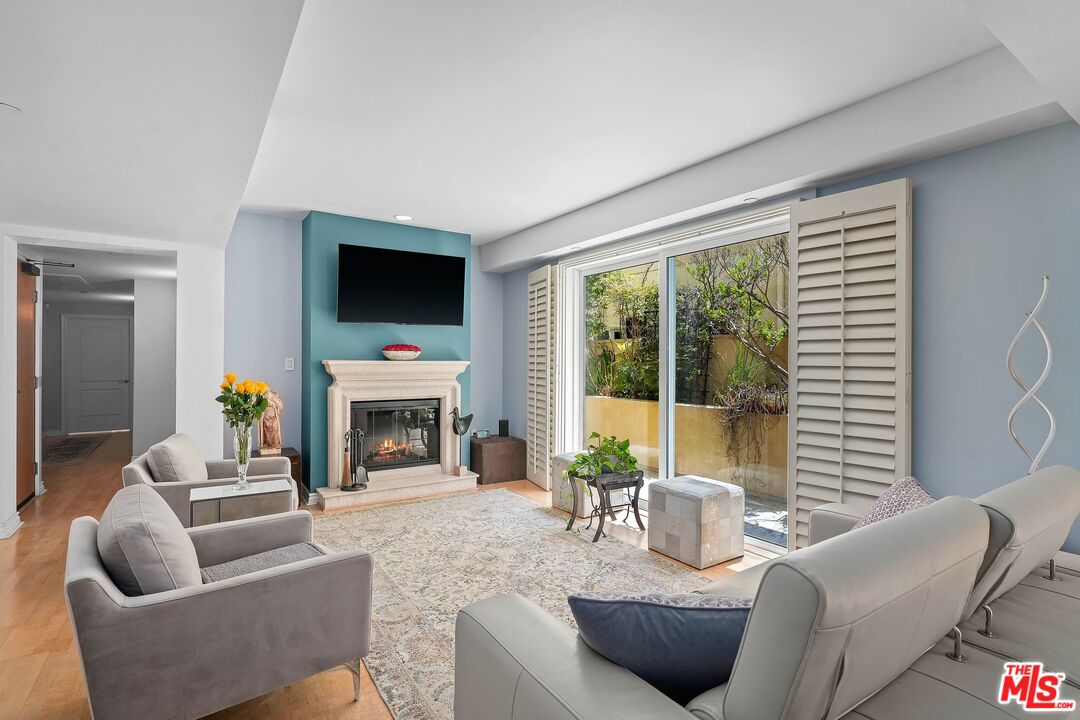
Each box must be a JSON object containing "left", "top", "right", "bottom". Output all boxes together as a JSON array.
[
  {"left": 206, "top": 456, "right": 291, "bottom": 479},
  {"left": 808, "top": 501, "right": 872, "bottom": 545},
  {"left": 455, "top": 595, "right": 695, "bottom": 720},
  {"left": 66, "top": 544, "right": 372, "bottom": 720},
  {"left": 187, "top": 510, "right": 313, "bottom": 566}
]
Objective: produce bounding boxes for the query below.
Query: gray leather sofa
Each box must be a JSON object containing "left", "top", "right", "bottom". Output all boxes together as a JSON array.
[
  {"left": 455, "top": 466, "right": 1080, "bottom": 719},
  {"left": 123, "top": 432, "right": 297, "bottom": 526},
  {"left": 65, "top": 505, "right": 372, "bottom": 720}
]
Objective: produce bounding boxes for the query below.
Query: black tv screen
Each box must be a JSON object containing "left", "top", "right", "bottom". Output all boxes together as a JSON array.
[{"left": 337, "top": 244, "right": 465, "bottom": 325}]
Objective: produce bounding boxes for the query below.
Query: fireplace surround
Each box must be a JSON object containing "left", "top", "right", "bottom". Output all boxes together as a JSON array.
[{"left": 319, "top": 360, "right": 478, "bottom": 509}]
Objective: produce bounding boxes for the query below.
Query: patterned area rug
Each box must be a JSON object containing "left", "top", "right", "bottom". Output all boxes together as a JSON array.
[
  {"left": 313, "top": 489, "right": 708, "bottom": 719},
  {"left": 42, "top": 433, "right": 109, "bottom": 465}
]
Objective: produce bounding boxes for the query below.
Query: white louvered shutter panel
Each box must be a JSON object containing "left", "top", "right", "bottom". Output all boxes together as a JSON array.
[
  {"left": 526, "top": 265, "right": 557, "bottom": 489},
  {"left": 788, "top": 178, "right": 912, "bottom": 549}
]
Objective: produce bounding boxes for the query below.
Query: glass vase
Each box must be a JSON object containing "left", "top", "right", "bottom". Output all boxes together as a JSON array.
[{"left": 233, "top": 422, "right": 253, "bottom": 491}]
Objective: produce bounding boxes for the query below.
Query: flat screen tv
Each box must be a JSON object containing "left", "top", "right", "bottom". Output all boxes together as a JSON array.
[{"left": 337, "top": 244, "right": 465, "bottom": 325}]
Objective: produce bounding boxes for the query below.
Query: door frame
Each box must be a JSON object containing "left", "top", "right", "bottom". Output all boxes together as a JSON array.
[{"left": 60, "top": 313, "right": 134, "bottom": 435}]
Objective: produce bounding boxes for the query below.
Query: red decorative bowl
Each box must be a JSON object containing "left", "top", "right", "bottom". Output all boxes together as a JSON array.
[{"left": 382, "top": 344, "right": 421, "bottom": 361}]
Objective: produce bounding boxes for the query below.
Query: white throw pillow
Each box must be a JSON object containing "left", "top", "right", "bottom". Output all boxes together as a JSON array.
[
  {"left": 146, "top": 433, "right": 208, "bottom": 484},
  {"left": 97, "top": 484, "right": 202, "bottom": 596},
  {"left": 853, "top": 476, "right": 935, "bottom": 529}
]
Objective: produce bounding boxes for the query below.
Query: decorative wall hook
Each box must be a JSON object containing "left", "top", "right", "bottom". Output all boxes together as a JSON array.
[{"left": 1006, "top": 275, "right": 1055, "bottom": 474}]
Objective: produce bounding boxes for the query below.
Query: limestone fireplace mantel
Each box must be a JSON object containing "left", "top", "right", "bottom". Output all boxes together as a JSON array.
[{"left": 318, "top": 359, "right": 476, "bottom": 509}]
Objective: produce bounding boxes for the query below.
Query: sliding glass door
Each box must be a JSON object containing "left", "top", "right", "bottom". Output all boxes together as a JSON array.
[
  {"left": 670, "top": 233, "right": 790, "bottom": 545},
  {"left": 562, "top": 213, "right": 791, "bottom": 546}
]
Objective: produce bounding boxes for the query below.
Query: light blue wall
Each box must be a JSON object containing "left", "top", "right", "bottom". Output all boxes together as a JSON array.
[
  {"left": 301, "top": 212, "right": 472, "bottom": 490},
  {"left": 499, "top": 121, "right": 1080, "bottom": 551},
  {"left": 224, "top": 213, "right": 303, "bottom": 456},
  {"left": 470, "top": 246, "right": 504, "bottom": 436},
  {"left": 822, "top": 121, "right": 1080, "bottom": 551}
]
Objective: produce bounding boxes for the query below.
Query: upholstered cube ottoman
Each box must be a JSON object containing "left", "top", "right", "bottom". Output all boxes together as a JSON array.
[{"left": 648, "top": 476, "right": 744, "bottom": 569}]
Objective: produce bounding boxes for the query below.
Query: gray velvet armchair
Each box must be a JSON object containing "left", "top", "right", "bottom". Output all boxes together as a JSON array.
[
  {"left": 123, "top": 432, "right": 298, "bottom": 526},
  {"left": 64, "top": 509, "right": 372, "bottom": 720}
]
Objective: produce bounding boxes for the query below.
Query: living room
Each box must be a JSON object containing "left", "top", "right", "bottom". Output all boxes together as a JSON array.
[{"left": 2, "top": 2, "right": 1080, "bottom": 719}]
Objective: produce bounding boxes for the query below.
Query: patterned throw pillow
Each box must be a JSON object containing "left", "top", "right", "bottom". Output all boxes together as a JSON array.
[
  {"left": 852, "top": 476, "right": 936, "bottom": 529},
  {"left": 568, "top": 591, "right": 752, "bottom": 705}
]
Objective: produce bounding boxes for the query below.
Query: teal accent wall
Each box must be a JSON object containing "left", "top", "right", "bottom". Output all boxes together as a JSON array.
[{"left": 301, "top": 211, "right": 472, "bottom": 490}]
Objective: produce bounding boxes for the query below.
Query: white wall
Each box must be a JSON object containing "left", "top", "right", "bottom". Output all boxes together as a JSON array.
[
  {"left": 0, "top": 224, "right": 225, "bottom": 537},
  {"left": 133, "top": 278, "right": 177, "bottom": 456}
]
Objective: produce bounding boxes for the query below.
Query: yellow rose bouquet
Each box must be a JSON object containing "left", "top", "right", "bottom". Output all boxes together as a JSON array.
[{"left": 216, "top": 373, "right": 271, "bottom": 489}]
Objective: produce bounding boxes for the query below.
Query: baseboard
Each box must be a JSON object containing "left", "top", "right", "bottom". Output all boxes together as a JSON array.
[{"left": 0, "top": 512, "right": 23, "bottom": 539}]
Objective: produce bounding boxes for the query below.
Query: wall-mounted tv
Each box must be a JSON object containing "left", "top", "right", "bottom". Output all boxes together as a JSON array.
[{"left": 337, "top": 244, "right": 465, "bottom": 325}]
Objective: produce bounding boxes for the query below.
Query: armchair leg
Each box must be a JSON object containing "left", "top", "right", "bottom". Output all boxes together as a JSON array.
[{"left": 344, "top": 659, "right": 363, "bottom": 702}]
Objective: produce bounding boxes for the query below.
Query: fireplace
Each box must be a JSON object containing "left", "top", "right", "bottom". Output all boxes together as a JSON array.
[{"left": 350, "top": 399, "right": 441, "bottom": 471}]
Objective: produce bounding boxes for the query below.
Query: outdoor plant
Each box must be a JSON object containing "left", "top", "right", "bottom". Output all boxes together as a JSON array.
[{"left": 565, "top": 432, "right": 639, "bottom": 480}]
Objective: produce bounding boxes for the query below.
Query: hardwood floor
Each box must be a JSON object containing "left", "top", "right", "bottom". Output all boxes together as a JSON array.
[{"left": 0, "top": 432, "right": 779, "bottom": 719}]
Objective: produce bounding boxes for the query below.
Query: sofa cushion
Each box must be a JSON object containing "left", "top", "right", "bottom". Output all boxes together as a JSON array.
[
  {"left": 568, "top": 591, "right": 752, "bottom": 705},
  {"left": 146, "top": 432, "right": 208, "bottom": 484},
  {"left": 97, "top": 484, "right": 202, "bottom": 596},
  {"left": 200, "top": 542, "right": 326, "bottom": 583},
  {"left": 852, "top": 475, "right": 935, "bottom": 529}
]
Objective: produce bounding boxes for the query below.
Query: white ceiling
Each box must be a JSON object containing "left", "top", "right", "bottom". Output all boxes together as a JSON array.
[
  {"left": 0, "top": 0, "right": 303, "bottom": 247},
  {"left": 243, "top": 0, "right": 1000, "bottom": 243}
]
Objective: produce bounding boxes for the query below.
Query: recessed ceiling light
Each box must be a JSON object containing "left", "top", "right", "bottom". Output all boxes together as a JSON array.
[
  {"left": 743, "top": 197, "right": 759, "bottom": 203},
  {"left": 394, "top": 214, "right": 413, "bottom": 222},
  {"left": 0, "top": 101, "right": 21, "bottom": 114}
]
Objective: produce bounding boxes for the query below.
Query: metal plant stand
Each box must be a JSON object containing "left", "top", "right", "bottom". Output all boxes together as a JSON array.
[{"left": 565, "top": 470, "right": 645, "bottom": 543}]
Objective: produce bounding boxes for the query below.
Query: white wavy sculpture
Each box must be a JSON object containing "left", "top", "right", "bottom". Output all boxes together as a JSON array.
[{"left": 1006, "top": 275, "right": 1055, "bottom": 474}]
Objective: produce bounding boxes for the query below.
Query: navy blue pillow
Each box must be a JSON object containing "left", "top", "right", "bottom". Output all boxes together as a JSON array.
[{"left": 568, "top": 591, "right": 751, "bottom": 705}]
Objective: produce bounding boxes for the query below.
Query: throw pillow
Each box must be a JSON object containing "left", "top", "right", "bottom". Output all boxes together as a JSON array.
[
  {"left": 852, "top": 476, "right": 935, "bottom": 529},
  {"left": 97, "top": 484, "right": 202, "bottom": 596},
  {"left": 568, "top": 591, "right": 752, "bottom": 705},
  {"left": 146, "top": 433, "right": 209, "bottom": 483}
]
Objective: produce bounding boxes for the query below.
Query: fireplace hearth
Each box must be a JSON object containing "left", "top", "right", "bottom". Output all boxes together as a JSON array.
[{"left": 351, "top": 399, "right": 441, "bottom": 471}]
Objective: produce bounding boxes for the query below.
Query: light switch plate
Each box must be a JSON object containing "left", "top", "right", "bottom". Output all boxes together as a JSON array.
[{"left": 285, "top": 357, "right": 295, "bottom": 371}]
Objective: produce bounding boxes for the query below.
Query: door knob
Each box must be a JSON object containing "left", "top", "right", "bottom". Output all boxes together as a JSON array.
[{"left": 122, "top": 379, "right": 130, "bottom": 384}]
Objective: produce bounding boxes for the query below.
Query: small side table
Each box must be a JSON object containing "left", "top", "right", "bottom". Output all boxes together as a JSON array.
[
  {"left": 189, "top": 478, "right": 295, "bottom": 527},
  {"left": 565, "top": 471, "right": 645, "bottom": 543},
  {"left": 470, "top": 436, "right": 526, "bottom": 484}
]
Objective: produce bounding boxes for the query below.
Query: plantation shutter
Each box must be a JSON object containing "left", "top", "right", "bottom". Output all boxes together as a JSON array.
[
  {"left": 526, "top": 265, "right": 557, "bottom": 489},
  {"left": 788, "top": 178, "right": 912, "bottom": 549}
]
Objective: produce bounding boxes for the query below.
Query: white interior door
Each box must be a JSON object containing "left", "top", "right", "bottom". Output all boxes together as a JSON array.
[{"left": 63, "top": 315, "right": 132, "bottom": 433}]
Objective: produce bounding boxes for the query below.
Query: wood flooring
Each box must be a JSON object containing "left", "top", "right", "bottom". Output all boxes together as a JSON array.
[{"left": 0, "top": 432, "right": 778, "bottom": 718}]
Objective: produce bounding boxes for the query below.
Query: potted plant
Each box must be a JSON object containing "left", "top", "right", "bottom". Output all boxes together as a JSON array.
[
  {"left": 565, "top": 432, "right": 639, "bottom": 482},
  {"left": 563, "top": 432, "right": 644, "bottom": 540}
]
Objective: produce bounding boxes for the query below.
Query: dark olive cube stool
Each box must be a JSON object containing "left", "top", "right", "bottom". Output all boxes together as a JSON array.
[{"left": 471, "top": 436, "right": 527, "bottom": 485}]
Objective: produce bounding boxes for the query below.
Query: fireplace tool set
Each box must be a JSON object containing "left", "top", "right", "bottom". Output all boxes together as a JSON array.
[{"left": 341, "top": 428, "right": 369, "bottom": 492}]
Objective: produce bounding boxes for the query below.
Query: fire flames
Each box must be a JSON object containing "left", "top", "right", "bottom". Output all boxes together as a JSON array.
[{"left": 372, "top": 438, "right": 412, "bottom": 464}]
